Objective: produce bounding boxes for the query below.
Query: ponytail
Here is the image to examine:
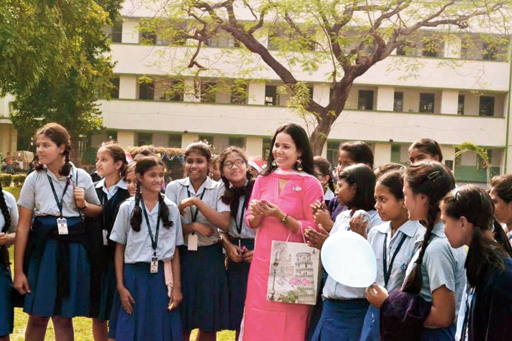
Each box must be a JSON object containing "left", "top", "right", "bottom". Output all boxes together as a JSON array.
[
  {"left": 130, "top": 181, "right": 142, "bottom": 232},
  {"left": 158, "top": 193, "right": 173, "bottom": 229},
  {"left": 494, "top": 219, "right": 512, "bottom": 257}
]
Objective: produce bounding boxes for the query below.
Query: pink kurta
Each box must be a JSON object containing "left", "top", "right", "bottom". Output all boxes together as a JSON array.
[{"left": 241, "top": 169, "right": 323, "bottom": 341}]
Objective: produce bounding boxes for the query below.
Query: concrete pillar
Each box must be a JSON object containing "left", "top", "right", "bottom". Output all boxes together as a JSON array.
[
  {"left": 153, "top": 133, "right": 169, "bottom": 147},
  {"left": 441, "top": 90, "right": 459, "bottom": 115},
  {"left": 313, "top": 84, "right": 331, "bottom": 107},
  {"left": 246, "top": 136, "right": 263, "bottom": 157},
  {"left": 122, "top": 19, "right": 140, "bottom": 44},
  {"left": 118, "top": 131, "right": 135, "bottom": 148},
  {"left": 441, "top": 145, "right": 456, "bottom": 165},
  {"left": 373, "top": 143, "right": 392, "bottom": 168},
  {"left": 248, "top": 81, "right": 265, "bottom": 105},
  {"left": 119, "top": 75, "right": 137, "bottom": 99},
  {"left": 445, "top": 36, "right": 461, "bottom": 59},
  {"left": 376, "top": 86, "right": 394, "bottom": 111},
  {"left": 182, "top": 133, "right": 199, "bottom": 148}
]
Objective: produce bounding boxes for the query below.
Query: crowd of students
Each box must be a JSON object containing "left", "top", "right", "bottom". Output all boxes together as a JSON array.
[{"left": 0, "top": 122, "right": 511, "bottom": 341}]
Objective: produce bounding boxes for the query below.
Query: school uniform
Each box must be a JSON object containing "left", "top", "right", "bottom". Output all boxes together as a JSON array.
[
  {"left": 402, "top": 222, "right": 466, "bottom": 341},
  {"left": 0, "top": 190, "right": 18, "bottom": 337},
  {"left": 226, "top": 190, "right": 255, "bottom": 331},
  {"left": 165, "top": 176, "right": 230, "bottom": 332},
  {"left": 17, "top": 164, "right": 100, "bottom": 318},
  {"left": 360, "top": 220, "right": 425, "bottom": 341},
  {"left": 311, "top": 209, "right": 382, "bottom": 341},
  {"left": 89, "top": 179, "right": 130, "bottom": 322},
  {"left": 324, "top": 188, "right": 335, "bottom": 204},
  {"left": 110, "top": 196, "right": 184, "bottom": 341}
]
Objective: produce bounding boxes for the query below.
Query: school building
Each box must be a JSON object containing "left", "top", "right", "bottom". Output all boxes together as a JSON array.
[{"left": 1, "top": 4, "right": 511, "bottom": 183}]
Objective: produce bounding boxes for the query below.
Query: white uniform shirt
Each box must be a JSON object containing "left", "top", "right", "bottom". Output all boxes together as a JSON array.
[
  {"left": 110, "top": 196, "right": 184, "bottom": 263},
  {"left": 322, "top": 209, "right": 382, "bottom": 300},
  {"left": 96, "top": 178, "right": 128, "bottom": 201},
  {"left": 0, "top": 190, "right": 18, "bottom": 233},
  {"left": 403, "top": 221, "right": 467, "bottom": 321},
  {"left": 165, "top": 177, "right": 230, "bottom": 247},
  {"left": 367, "top": 220, "right": 425, "bottom": 293},
  {"left": 18, "top": 164, "right": 100, "bottom": 217},
  {"left": 228, "top": 195, "right": 256, "bottom": 239}
]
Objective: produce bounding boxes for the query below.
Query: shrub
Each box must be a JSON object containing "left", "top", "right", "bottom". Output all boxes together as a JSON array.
[
  {"left": 12, "top": 174, "right": 26, "bottom": 187},
  {"left": 0, "top": 174, "right": 12, "bottom": 187}
]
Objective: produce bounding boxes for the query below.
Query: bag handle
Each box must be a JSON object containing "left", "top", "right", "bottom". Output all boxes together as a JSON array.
[{"left": 285, "top": 223, "right": 307, "bottom": 244}]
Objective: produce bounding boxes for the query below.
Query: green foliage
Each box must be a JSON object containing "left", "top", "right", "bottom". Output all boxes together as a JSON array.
[
  {"left": 0, "top": 174, "right": 12, "bottom": 187},
  {"left": 1, "top": 0, "right": 120, "bottom": 154},
  {"left": 12, "top": 174, "right": 26, "bottom": 187},
  {"left": 454, "top": 142, "right": 490, "bottom": 166}
]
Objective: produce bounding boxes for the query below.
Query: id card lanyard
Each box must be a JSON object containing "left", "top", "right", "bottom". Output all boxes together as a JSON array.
[
  {"left": 186, "top": 187, "right": 206, "bottom": 251},
  {"left": 141, "top": 199, "right": 160, "bottom": 273},
  {"left": 100, "top": 192, "right": 109, "bottom": 246},
  {"left": 382, "top": 232, "right": 407, "bottom": 288},
  {"left": 48, "top": 174, "right": 70, "bottom": 235},
  {"left": 235, "top": 196, "right": 248, "bottom": 247}
]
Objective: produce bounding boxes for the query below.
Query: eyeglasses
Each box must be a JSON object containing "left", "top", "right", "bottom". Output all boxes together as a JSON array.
[{"left": 224, "top": 159, "right": 246, "bottom": 169}]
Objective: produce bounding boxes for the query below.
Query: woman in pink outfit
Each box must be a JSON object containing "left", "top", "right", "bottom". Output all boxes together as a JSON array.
[{"left": 241, "top": 124, "right": 324, "bottom": 341}]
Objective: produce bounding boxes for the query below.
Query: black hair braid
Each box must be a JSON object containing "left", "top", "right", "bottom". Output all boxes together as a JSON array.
[
  {"left": 493, "top": 219, "right": 512, "bottom": 257},
  {"left": 130, "top": 181, "right": 142, "bottom": 232},
  {"left": 220, "top": 175, "right": 234, "bottom": 206},
  {"left": 60, "top": 149, "right": 72, "bottom": 176},
  {"left": 159, "top": 193, "right": 172, "bottom": 229},
  {"left": 0, "top": 184, "right": 10, "bottom": 233}
]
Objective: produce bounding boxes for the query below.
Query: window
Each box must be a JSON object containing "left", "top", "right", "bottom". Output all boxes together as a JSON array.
[
  {"left": 422, "top": 38, "right": 440, "bottom": 57},
  {"left": 358, "top": 90, "right": 374, "bottom": 110},
  {"left": 231, "top": 82, "right": 248, "bottom": 104},
  {"left": 168, "top": 134, "right": 182, "bottom": 148},
  {"left": 199, "top": 135, "right": 214, "bottom": 147},
  {"left": 141, "top": 32, "right": 157, "bottom": 44},
  {"left": 458, "top": 95, "right": 465, "bottom": 115},
  {"left": 112, "top": 21, "right": 123, "bottom": 43},
  {"left": 161, "top": 80, "right": 184, "bottom": 102},
  {"left": 111, "top": 77, "right": 120, "bottom": 99},
  {"left": 393, "top": 92, "right": 403, "bottom": 112},
  {"left": 482, "top": 43, "right": 497, "bottom": 61},
  {"left": 139, "top": 81, "right": 155, "bottom": 100},
  {"left": 479, "top": 96, "right": 495, "bottom": 117},
  {"left": 262, "top": 138, "right": 272, "bottom": 160},
  {"left": 419, "top": 93, "right": 435, "bottom": 113},
  {"left": 265, "top": 85, "right": 278, "bottom": 106},
  {"left": 326, "top": 141, "right": 339, "bottom": 168},
  {"left": 229, "top": 137, "right": 246, "bottom": 148},
  {"left": 200, "top": 81, "right": 216, "bottom": 103},
  {"left": 137, "top": 133, "right": 153, "bottom": 146},
  {"left": 106, "top": 130, "right": 118, "bottom": 142},
  {"left": 391, "top": 144, "right": 401, "bottom": 163}
]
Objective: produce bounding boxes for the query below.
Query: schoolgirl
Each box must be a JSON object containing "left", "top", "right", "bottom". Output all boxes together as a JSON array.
[
  {"left": 367, "top": 161, "right": 466, "bottom": 340},
  {"left": 313, "top": 156, "right": 335, "bottom": 204},
  {"left": 165, "top": 141, "right": 230, "bottom": 341},
  {"left": 13, "top": 122, "right": 102, "bottom": 340},
  {"left": 218, "top": 147, "right": 255, "bottom": 338},
  {"left": 359, "top": 169, "right": 425, "bottom": 340},
  {"left": 89, "top": 144, "right": 130, "bottom": 340},
  {"left": 309, "top": 164, "right": 382, "bottom": 341},
  {"left": 490, "top": 174, "right": 512, "bottom": 243},
  {"left": 0, "top": 183, "right": 18, "bottom": 340},
  {"left": 110, "top": 156, "right": 183, "bottom": 341},
  {"left": 408, "top": 138, "right": 443, "bottom": 164},
  {"left": 441, "top": 185, "right": 512, "bottom": 340},
  {"left": 124, "top": 163, "right": 137, "bottom": 197}
]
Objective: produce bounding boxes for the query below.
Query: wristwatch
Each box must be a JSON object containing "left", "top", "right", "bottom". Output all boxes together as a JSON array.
[{"left": 281, "top": 214, "right": 288, "bottom": 224}]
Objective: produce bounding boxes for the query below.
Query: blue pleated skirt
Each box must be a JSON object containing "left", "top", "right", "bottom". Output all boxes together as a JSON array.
[
  {"left": 360, "top": 304, "right": 380, "bottom": 341},
  {"left": 421, "top": 325, "right": 456, "bottom": 340},
  {"left": 0, "top": 267, "right": 14, "bottom": 337},
  {"left": 108, "top": 291, "right": 121, "bottom": 338},
  {"left": 115, "top": 262, "right": 183, "bottom": 341},
  {"left": 179, "top": 244, "right": 229, "bottom": 332},
  {"left": 227, "top": 238, "right": 254, "bottom": 330},
  {"left": 24, "top": 238, "right": 90, "bottom": 318},
  {"left": 95, "top": 259, "right": 117, "bottom": 321},
  {"left": 311, "top": 299, "right": 370, "bottom": 341}
]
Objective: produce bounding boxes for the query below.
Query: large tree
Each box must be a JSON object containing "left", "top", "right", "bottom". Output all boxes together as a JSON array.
[
  {"left": 140, "top": 0, "right": 510, "bottom": 154},
  {"left": 1, "top": 0, "right": 122, "bottom": 162}
]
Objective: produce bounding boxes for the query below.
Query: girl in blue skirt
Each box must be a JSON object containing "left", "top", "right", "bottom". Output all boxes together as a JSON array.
[
  {"left": 165, "top": 141, "right": 231, "bottom": 341},
  {"left": 359, "top": 169, "right": 425, "bottom": 340},
  {"left": 110, "top": 156, "right": 183, "bottom": 341},
  {"left": 13, "top": 122, "right": 102, "bottom": 340},
  {"left": 218, "top": 147, "right": 255, "bottom": 339},
  {"left": 90, "top": 144, "right": 130, "bottom": 340},
  {"left": 0, "top": 183, "right": 18, "bottom": 340},
  {"left": 367, "top": 161, "right": 466, "bottom": 340}
]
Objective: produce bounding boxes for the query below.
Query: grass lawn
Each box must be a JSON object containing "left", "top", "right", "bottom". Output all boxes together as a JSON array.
[{"left": 5, "top": 187, "right": 235, "bottom": 341}]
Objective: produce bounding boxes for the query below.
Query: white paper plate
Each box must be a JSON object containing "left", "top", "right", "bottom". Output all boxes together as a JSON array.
[{"left": 321, "top": 230, "right": 377, "bottom": 288}]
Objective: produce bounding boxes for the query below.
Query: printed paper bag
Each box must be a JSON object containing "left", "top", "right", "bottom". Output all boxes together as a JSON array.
[{"left": 266, "top": 240, "right": 320, "bottom": 305}]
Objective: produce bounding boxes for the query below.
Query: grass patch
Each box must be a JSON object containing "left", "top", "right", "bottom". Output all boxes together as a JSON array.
[{"left": 3, "top": 186, "right": 21, "bottom": 200}]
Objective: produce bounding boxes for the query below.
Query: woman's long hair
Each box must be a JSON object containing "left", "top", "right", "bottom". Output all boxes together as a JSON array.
[{"left": 401, "top": 161, "right": 455, "bottom": 294}]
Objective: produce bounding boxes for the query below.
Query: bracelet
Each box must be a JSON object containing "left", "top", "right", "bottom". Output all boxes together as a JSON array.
[
  {"left": 78, "top": 201, "right": 88, "bottom": 210},
  {"left": 281, "top": 214, "right": 288, "bottom": 224}
]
